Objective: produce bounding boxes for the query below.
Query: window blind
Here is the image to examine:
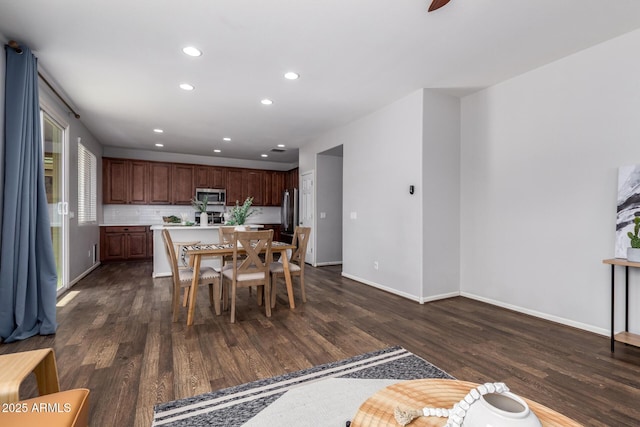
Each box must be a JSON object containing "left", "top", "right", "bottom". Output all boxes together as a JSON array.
[{"left": 78, "top": 142, "right": 97, "bottom": 224}]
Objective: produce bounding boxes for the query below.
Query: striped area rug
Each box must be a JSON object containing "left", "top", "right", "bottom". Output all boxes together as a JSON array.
[{"left": 152, "top": 346, "right": 453, "bottom": 427}]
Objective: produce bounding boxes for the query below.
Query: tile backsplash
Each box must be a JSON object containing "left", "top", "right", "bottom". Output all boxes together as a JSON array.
[{"left": 102, "top": 205, "right": 281, "bottom": 225}]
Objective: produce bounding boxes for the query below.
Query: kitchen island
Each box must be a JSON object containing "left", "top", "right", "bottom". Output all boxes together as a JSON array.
[{"left": 150, "top": 224, "right": 263, "bottom": 277}]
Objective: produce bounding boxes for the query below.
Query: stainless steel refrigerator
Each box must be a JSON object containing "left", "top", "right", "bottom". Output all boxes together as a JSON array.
[{"left": 280, "top": 188, "right": 298, "bottom": 242}]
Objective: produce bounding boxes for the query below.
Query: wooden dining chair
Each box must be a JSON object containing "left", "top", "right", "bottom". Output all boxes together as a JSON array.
[
  {"left": 161, "top": 229, "right": 222, "bottom": 321},
  {"left": 218, "top": 225, "right": 249, "bottom": 264},
  {"left": 170, "top": 239, "right": 201, "bottom": 307},
  {"left": 221, "top": 229, "right": 273, "bottom": 323},
  {"left": 270, "top": 226, "right": 311, "bottom": 309}
]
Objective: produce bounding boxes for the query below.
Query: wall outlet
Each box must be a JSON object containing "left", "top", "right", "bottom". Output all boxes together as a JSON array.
[
  {"left": 87, "top": 250, "right": 91, "bottom": 258},
  {"left": 320, "top": 212, "right": 326, "bottom": 219},
  {"left": 350, "top": 212, "right": 357, "bottom": 219},
  {"left": 373, "top": 261, "right": 379, "bottom": 270}
]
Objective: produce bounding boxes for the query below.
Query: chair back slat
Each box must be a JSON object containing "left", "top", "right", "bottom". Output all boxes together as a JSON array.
[
  {"left": 232, "top": 230, "right": 273, "bottom": 276},
  {"left": 161, "top": 229, "right": 180, "bottom": 280},
  {"left": 290, "top": 226, "right": 311, "bottom": 265}
]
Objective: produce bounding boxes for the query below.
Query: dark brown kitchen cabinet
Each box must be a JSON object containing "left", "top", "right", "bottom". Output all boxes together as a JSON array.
[
  {"left": 264, "top": 171, "right": 285, "bottom": 206},
  {"left": 226, "top": 169, "right": 265, "bottom": 206},
  {"left": 245, "top": 170, "right": 264, "bottom": 206},
  {"left": 171, "top": 164, "right": 194, "bottom": 204},
  {"left": 100, "top": 226, "right": 150, "bottom": 261},
  {"left": 262, "top": 224, "right": 281, "bottom": 242},
  {"left": 285, "top": 167, "right": 299, "bottom": 190},
  {"left": 210, "top": 167, "right": 226, "bottom": 189},
  {"left": 194, "top": 166, "right": 209, "bottom": 188},
  {"left": 149, "top": 162, "right": 172, "bottom": 204},
  {"left": 195, "top": 166, "right": 226, "bottom": 189},
  {"left": 103, "top": 157, "right": 298, "bottom": 207},
  {"left": 226, "top": 169, "right": 244, "bottom": 205},
  {"left": 129, "top": 161, "right": 149, "bottom": 203},
  {"left": 103, "top": 158, "right": 149, "bottom": 204}
]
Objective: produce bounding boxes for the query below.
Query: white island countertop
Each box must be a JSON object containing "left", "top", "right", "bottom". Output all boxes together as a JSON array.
[
  {"left": 151, "top": 224, "right": 264, "bottom": 277},
  {"left": 150, "top": 223, "right": 263, "bottom": 230}
]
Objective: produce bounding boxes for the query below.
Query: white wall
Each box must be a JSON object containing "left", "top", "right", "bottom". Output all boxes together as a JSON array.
[
  {"left": 316, "top": 151, "right": 343, "bottom": 265},
  {"left": 422, "top": 91, "right": 461, "bottom": 300},
  {"left": 301, "top": 89, "right": 460, "bottom": 301},
  {"left": 460, "top": 28, "right": 640, "bottom": 335}
]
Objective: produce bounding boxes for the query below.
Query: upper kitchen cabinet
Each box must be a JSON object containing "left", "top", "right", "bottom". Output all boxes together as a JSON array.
[
  {"left": 171, "top": 164, "right": 194, "bottom": 205},
  {"left": 285, "top": 167, "right": 299, "bottom": 190},
  {"left": 103, "top": 158, "right": 149, "bottom": 204},
  {"left": 149, "top": 162, "right": 172, "bottom": 204},
  {"left": 226, "top": 169, "right": 244, "bottom": 205},
  {"left": 245, "top": 170, "right": 264, "bottom": 206},
  {"left": 194, "top": 165, "right": 226, "bottom": 189},
  {"left": 225, "top": 168, "right": 265, "bottom": 206},
  {"left": 103, "top": 157, "right": 298, "bottom": 207},
  {"left": 264, "top": 171, "right": 285, "bottom": 206}
]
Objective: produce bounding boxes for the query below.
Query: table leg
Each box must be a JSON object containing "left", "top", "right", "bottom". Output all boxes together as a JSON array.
[
  {"left": 625, "top": 266, "right": 629, "bottom": 332},
  {"left": 187, "top": 254, "right": 201, "bottom": 326},
  {"left": 280, "top": 249, "right": 296, "bottom": 309},
  {"left": 611, "top": 264, "right": 615, "bottom": 353}
]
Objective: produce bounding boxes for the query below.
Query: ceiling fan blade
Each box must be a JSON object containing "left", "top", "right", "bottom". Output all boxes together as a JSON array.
[{"left": 428, "top": 0, "right": 451, "bottom": 12}]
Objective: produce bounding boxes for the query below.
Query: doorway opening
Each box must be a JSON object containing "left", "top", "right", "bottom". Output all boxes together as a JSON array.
[{"left": 315, "top": 145, "right": 343, "bottom": 267}]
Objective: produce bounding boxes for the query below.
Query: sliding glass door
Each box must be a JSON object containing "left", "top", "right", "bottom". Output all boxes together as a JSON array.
[{"left": 42, "top": 112, "right": 68, "bottom": 292}]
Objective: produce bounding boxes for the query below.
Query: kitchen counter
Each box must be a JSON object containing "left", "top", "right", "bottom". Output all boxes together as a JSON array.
[
  {"left": 99, "top": 223, "right": 155, "bottom": 227},
  {"left": 152, "top": 224, "right": 264, "bottom": 277}
]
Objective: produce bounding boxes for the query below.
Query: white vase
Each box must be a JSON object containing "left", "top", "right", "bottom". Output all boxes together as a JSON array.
[
  {"left": 235, "top": 225, "right": 246, "bottom": 246},
  {"left": 628, "top": 247, "right": 640, "bottom": 263},
  {"left": 200, "top": 212, "right": 208, "bottom": 227},
  {"left": 463, "top": 392, "right": 541, "bottom": 427}
]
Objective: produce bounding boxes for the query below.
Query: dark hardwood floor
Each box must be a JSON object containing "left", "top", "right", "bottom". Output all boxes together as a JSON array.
[{"left": 2, "top": 261, "right": 640, "bottom": 426}]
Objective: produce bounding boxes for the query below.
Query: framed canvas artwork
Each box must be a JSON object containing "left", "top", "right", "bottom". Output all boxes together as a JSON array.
[{"left": 616, "top": 165, "right": 640, "bottom": 258}]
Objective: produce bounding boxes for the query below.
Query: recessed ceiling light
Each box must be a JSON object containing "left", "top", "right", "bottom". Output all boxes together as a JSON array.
[
  {"left": 277, "top": 144, "right": 286, "bottom": 148},
  {"left": 284, "top": 72, "right": 299, "bottom": 80},
  {"left": 179, "top": 83, "right": 195, "bottom": 91},
  {"left": 261, "top": 99, "right": 273, "bottom": 105},
  {"left": 223, "top": 137, "right": 231, "bottom": 142},
  {"left": 155, "top": 143, "right": 164, "bottom": 147},
  {"left": 153, "top": 128, "right": 164, "bottom": 133},
  {"left": 182, "top": 46, "right": 202, "bottom": 57},
  {"left": 261, "top": 154, "right": 268, "bottom": 158},
  {"left": 213, "top": 149, "right": 221, "bottom": 153}
]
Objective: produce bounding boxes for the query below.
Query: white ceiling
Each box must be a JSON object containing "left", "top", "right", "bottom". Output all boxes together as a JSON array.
[{"left": 2, "top": 0, "right": 640, "bottom": 165}]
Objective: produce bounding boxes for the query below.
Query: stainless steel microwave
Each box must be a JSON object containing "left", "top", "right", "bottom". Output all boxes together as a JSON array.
[{"left": 195, "top": 188, "right": 226, "bottom": 205}]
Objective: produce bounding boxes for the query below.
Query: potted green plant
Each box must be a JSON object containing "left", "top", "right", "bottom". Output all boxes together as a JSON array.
[
  {"left": 191, "top": 195, "right": 208, "bottom": 226},
  {"left": 225, "top": 197, "right": 259, "bottom": 225},
  {"left": 628, "top": 217, "right": 640, "bottom": 262}
]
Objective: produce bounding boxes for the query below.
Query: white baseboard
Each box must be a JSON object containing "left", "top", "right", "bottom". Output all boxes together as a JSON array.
[
  {"left": 69, "top": 262, "right": 101, "bottom": 287},
  {"left": 153, "top": 272, "right": 172, "bottom": 278},
  {"left": 341, "top": 273, "right": 423, "bottom": 303},
  {"left": 314, "top": 261, "right": 342, "bottom": 267},
  {"left": 420, "top": 291, "right": 460, "bottom": 304},
  {"left": 460, "top": 291, "right": 609, "bottom": 337},
  {"left": 334, "top": 274, "right": 607, "bottom": 336}
]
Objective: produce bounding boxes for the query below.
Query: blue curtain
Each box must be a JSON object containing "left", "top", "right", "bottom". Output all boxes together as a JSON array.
[{"left": 0, "top": 44, "right": 58, "bottom": 342}]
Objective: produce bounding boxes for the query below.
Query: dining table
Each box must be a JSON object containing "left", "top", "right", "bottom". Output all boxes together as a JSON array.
[{"left": 183, "top": 241, "right": 297, "bottom": 325}]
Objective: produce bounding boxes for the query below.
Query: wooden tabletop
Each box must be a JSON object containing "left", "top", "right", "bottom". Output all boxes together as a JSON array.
[
  {"left": 184, "top": 241, "right": 295, "bottom": 255},
  {"left": 350, "top": 379, "right": 581, "bottom": 427},
  {"left": 602, "top": 258, "right": 640, "bottom": 267}
]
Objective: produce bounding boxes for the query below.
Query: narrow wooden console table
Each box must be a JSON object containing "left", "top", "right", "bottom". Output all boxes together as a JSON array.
[{"left": 603, "top": 258, "right": 640, "bottom": 352}]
